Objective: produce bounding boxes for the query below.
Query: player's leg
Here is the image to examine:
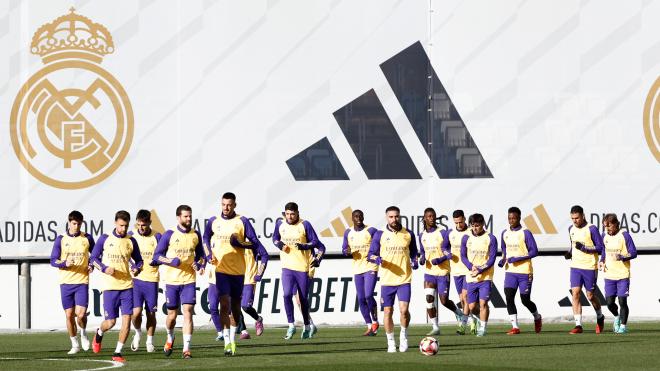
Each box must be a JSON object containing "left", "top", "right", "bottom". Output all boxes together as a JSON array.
[
  {"left": 363, "top": 271, "right": 379, "bottom": 334},
  {"left": 583, "top": 269, "right": 604, "bottom": 334},
  {"left": 281, "top": 269, "right": 297, "bottom": 339},
  {"left": 381, "top": 286, "right": 396, "bottom": 352},
  {"left": 503, "top": 272, "right": 520, "bottom": 334},
  {"left": 519, "top": 273, "right": 542, "bottom": 333},
  {"left": 112, "top": 290, "right": 133, "bottom": 362},
  {"left": 466, "top": 283, "right": 479, "bottom": 335},
  {"left": 60, "top": 285, "right": 79, "bottom": 353},
  {"left": 438, "top": 276, "right": 460, "bottom": 320},
  {"left": 94, "top": 290, "right": 119, "bottom": 353},
  {"left": 424, "top": 275, "right": 440, "bottom": 336},
  {"left": 163, "top": 284, "right": 180, "bottom": 356},
  {"left": 453, "top": 276, "right": 468, "bottom": 334},
  {"left": 227, "top": 275, "right": 244, "bottom": 354},
  {"left": 145, "top": 311, "right": 157, "bottom": 351},
  {"left": 604, "top": 279, "right": 619, "bottom": 331},
  {"left": 241, "top": 284, "right": 263, "bottom": 336},
  {"left": 73, "top": 284, "right": 89, "bottom": 350},
  {"left": 397, "top": 284, "right": 411, "bottom": 352},
  {"left": 208, "top": 283, "right": 222, "bottom": 340},
  {"left": 616, "top": 278, "right": 630, "bottom": 333},
  {"left": 130, "top": 281, "right": 144, "bottom": 351},
  {"left": 180, "top": 283, "right": 197, "bottom": 358},
  {"left": 142, "top": 281, "right": 158, "bottom": 352},
  {"left": 476, "top": 282, "right": 491, "bottom": 336},
  {"left": 297, "top": 272, "right": 312, "bottom": 339},
  {"left": 355, "top": 272, "right": 373, "bottom": 335},
  {"left": 569, "top": 268, "right": 584, "bottom": 333}
]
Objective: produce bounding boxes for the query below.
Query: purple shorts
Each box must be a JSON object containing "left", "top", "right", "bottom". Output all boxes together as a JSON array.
[
  {"left": 133, "top": 279, "right": 159, "bottom": 313},
  {"left": 216, "top": 272, "right": 244, "bottom": 299},
  {"left": 165, "top": 282, "right": 196, "bottom": 309},
  {"left": 424, "top": 274, "right": 450, "bottom": 297},
  {"left": 380, "top": 283, "right": 411, "bottom": 309},
  {"left": 60, "top": 284, "right": 89, "bottom": 310},
  {"left": 103, "top": 289, "right": 133, "bottom": 320},
  {"left": 570, "top": 268, "right": 597, "bottom": 292},
  {"left": 241, "top": 284, "right": 256, "bottom": 308},
  {"left": 504, "top": 272, "right": 533, "bottom": 295},
  {"left": 604, "top": 278, "right": 630, "bottom": 297},
  {"left": 453, "top": 275, "right": 467, "bottom": 295},
  {"left": 466, "top": 281, "right": 491, "bottom": 304}
]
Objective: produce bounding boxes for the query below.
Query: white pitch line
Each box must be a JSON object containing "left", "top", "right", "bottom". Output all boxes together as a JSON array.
[{"left": 0, "top": 357, "right": 123, "bottom": 371}]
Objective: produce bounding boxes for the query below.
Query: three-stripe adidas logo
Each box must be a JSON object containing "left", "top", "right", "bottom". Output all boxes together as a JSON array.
[
  {"left": 286, "top": 41, "right": 492, "bottom": 181},
  {"left": 522, "top": 204, "right": 558, "bottom": 234},
  {"left": 319, "top": 206, "right": 354, "bottom": 237}
]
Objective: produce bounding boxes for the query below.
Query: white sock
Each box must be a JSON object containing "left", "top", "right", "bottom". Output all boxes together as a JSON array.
[
  {"left": 223, "top": 328, "right": 230, "bottom": 344},
  {"left": 146, "top": 335, "right": 154, "bottom": 345},
  {"left": 480, "top": 321, "right": 488, "bottom": 331},
  {"left": 241, "top": 330, "right": 249, "bottom": 334},
  {"left": 288, "top": 323, "right": 295, "bottom": 329},
  {"left": 79, "top": 327, "right": 87, "bottom": 338},
  {"left": 595, "top": 308, "right": 603, "bottom": 317},
  {"left": 386, "top": 332, "right": 395, "bottom": 343},
  {"left": 372, "top": 320, "right": 378, "bottom": 325},
  {"left": 510, "top": 314, "right": 519, "bottom": 329},
  {"left": 166, "top": 328, "right": 174, "bottom": 343},
  {"left": 70, "top": 336, "right": 79, "bottom": 347},
  {"left": 183, "top": 334, "right": 191, "bottom": 352},
  {"left": 97, "top": 328, "right": 104, "bottom": 337},
  {"left": 114, "top": 342, "right": 123, "bottom": 354},
  {"left": 620, "top": 324, "right": 627, "bottom": 329},
  {"left": 217, "top": 331, "right": 223, "bottom": 337},
  {"left": 135, "top": 328, "right": 142, "bottom": 337},
  {"left": 229, "top": 326, "right": 237, "bottom": 343},
  {"left": 532, "top": 311, "right": 541, "bottom": 320},
  {"left": 575, "top": 314, "right": 582, "bottom": 326},
  {"left": 431, "top": 316, "right": 439, "bottom": 327},
  {"left": 400, "top": 326, "right": 408, "bottom": 339}
]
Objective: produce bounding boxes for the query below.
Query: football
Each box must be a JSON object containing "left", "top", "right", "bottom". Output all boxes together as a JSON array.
[{"left": 419, "top": 336, "right": 438, "bottom": 356}]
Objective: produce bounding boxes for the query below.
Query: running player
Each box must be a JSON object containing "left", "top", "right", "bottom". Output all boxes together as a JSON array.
[{"left": 448, "top": 210, "right": 475, "bottom": 334}]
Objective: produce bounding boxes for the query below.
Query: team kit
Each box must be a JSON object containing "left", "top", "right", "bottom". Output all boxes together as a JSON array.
[{"left": 50, "top": 193, "right": 637, "bottom": 361}]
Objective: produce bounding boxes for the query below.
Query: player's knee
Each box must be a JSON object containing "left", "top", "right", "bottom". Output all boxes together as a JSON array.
[
  {"left": 520, "top": 294, "right": 532, "bottom": 305},
  {"left": 76, "top": 312, "right": 86, "bottom": 321}
]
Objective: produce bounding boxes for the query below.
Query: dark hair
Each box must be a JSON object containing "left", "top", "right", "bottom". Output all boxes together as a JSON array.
[
  {"left": 570, "top": 205, "right": 584, "bottom": 215},
  {"left": 424, "top": 207, "right": 436, "bottom": 215},
  {"left": 115, "top": 210, "right": 130, "bottom": 222},
  {"left": 222, "top": 192, "right": 236, "bottom": 201},
  {"left": 385, "top": 206, "right": 400, "bottom": 214},
  {"left": 352, "top": 209, "right": 363, "bottom": 216},
  {"left": 176, "top": 205, "right": 192, "bottom": 216},
  {"left": 470, "top": 213, "right": 485, "bottom": 225},
  {"left": 603, "top": 213, "right": 619, "bottom": 227},
  {"left": 508, "top": 207, "right": 521, "bottom": 217},
  {"left": 452, "top": 209, "right": 465, "bottom": 218},
  {"left": 136, "top": 209, "right": 151, "bottom": 222},
  {"left": 284, "top": 202, "right": 298, "bottom": 212},
  {"left": 68, "top": 210, "right": 83, "bottom": 223}
]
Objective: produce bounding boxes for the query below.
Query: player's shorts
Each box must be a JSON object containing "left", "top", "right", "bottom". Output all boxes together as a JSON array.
[
  {"left": 466, "top": 281, "right": 491, "bottom": 304},
  {"left": 165, "top": 282, "right": 196, "bottom": 309},
  {"left": 604, "top": 278, "right": 630, "bottom": 297},
  {"left": 132, "top": 279, "right": 158, "bottom": 313},
  {"left": 380, "top": 283, "right": 411, "bottom": 308},
  {"left": 241, "top": 284, "right": 256, "bottom": 308},
  {"left": 216, "top": 272, "right": 244, "bottom": 299},
  {"left": 504, "top": 272, "right": 533, "bottom": 295},
  {"left": 60, "top": 283, "right": 89, "bottom": 310},
  {"left": 103, "top": 288, "right": 133, "bottom": 320},
  {"left": 424, "top": 274, "right": 450, "bottom": 297},
  {"left": 570, "top": 268, "right": 597, "bottom": 292},
  {"left": 453, "top": 275, "right": 467, "bottom": 295}
]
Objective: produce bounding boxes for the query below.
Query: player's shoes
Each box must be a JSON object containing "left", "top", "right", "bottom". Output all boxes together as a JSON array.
[
  {"left": 255, "top": 317, "right": 264, "bottom": 336},
  {"left": 240, "top": 331, "right": 251, "bottom": 340},
  {"left": 534, "top": 315, "right": 543, "bottom": 333},
  {"left": 363, "top": 327, "right": 373, "bottom": 336},
  {"left": 506, "top": 328, "right": 521, "bottom": 335},
  {"left": 470, "top": 318, "right": 478, "bottom": 335},
  {"left": 310, "top": 324, "right": 318, "bottom": 338},
  {"left": 80, "top": 334, "right": 90, "bottom": 351},
  {"left": 398, "top": 337, "right": 408, "bottom": 352},
  {"left": 426, "top": 327, "right": 440, "bottom": 336},
  {"left": 111, "top": 353, "right": 126, "bottom": 363},
  {"left": 301, "top": 327, "right": 311, "bottom": 339},
  {"left": 92, "top": 330, "right": 103, "bottom": 353},
  {"left": 284, "top": 327, "right": 296, "bottom": 340},
  {"left": 456, "top": 322, "right": 466, "bottom": 335},
  {"left": 146, "top": 343, "right": 155, "bottom": 353},
  {"left": 476, "top": 329, "right": 486, "bottom": 337},
  {"left": 613, "top": 317, "right": 621, "bottom": 333},
  {"left": 130, "top": 332, "right": 140, "bottom": 351},
  {"left": 215, "top": 334, "right": 224, "bottom": 342},
  {"left": 163, "top": 337, "right": 174, "bottom": 357},
  {"left": 67, "top": 346, "right": 80, "bottom": 355},
  {"left": 182, "top": 351, "right": 192, "bottom": 359},
  {"left": 223, "top": 342, "right": 236, "bottom": 356},
  {"left": 569, "top": 325, "right": 583, "bottom": 334},
  {"left": 370, "top": 323, "right": 379, "bottom": 336},
  {"left": 615, "top": 326, "right": 628, "bottom": 334},
  {"left": 387, "top": 344, "right": 397, "bottom": 353},
  {"left": 596, "top": 315, "right": 605, "bottom": 334}
]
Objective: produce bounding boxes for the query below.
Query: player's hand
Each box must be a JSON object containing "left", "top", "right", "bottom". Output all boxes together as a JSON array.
[
  {"left": 598, "top": 261, "right": 605, "bottom": 271},
  {"left": 199, "top": 267, "right": 205, "bottom": 276},
  {"left": 131, "top": 267, "right": 141, "bottom": 276},
  {"left": 295, "top": 243, "right": 311, "bottom": 250},
  {"left": 229, "top": 234, "right": 243, "bottom": 247},
  {"left": 282, "top": 245, "right": 291, "bottom": 253},
  {"left": 564, "top": 251, "right": 572, "bottom": 260},
  {"left": 149, "top": 260, "right": 160, "bottom": 267},
  {"left": 310, "top": 257, "right": 321, "bottom": 268},
  {"left": 508, "top": 257, "right": 518, "bottom": 264},
  {"left": 615, "top": 254, "right": 624, "bottom": 261},
  {"left": 170, "top": 257, "right": 181, "bottom": 267},
  {"left": 419, "top": 255, "right": 426, "bottom": 266},
  {"left": 64, "top": 260, "right": 73, "bottom": 268},
  {"left": 497, "top": 258, "right": 506, "bottom": 268},
  {"left": 575, "top": 242, "right": 585, "bottom": 251},
  {"left": 104, "top": 267, "right": 115, "bottom": 276},
  {"left": 342, "top": 247, "right": 351, "bottom": 256},
  {"left": 87, "top": 264, "right": 94, "bottom": 273},
  {"left": 431, "top": 258, "right": 443, "bottom": 266},
  {"left": 411, "top": 259, "right": 419, "bottom": 270}
]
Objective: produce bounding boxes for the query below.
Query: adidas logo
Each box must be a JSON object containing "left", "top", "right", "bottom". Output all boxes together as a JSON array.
[
  {"left": 286, "top": 41, "right": 491, "bottom": 181},
  {"left": 319, "top": 206, "right": 354, "bottom": 237},
  {"left": 522, "top": 204, "right": 558, "bottom": 234}
]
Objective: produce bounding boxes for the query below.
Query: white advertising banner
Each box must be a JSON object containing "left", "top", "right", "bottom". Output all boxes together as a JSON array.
[
  {"left": 3, "top": 256, "right": 656, "bottom": 330},
  {"left": 0, "top": 0, "right": 659, "bottom": 261}
]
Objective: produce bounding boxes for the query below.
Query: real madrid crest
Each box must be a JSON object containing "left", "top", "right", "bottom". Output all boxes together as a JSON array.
[{"left": 10, "top": 8, "right": 133, "bottom": 189}]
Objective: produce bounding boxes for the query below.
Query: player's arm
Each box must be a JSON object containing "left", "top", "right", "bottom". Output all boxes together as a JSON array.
[
  {"left": 460, "top": 234, "right": 473, "bottom": 270},
  {"left": 508, "top": 230, "right": 538, "bottom": 264},
  {"left": 295, "top": 221, "right": 319, "bottom": 250},
  {"left": 253, "top": 240, "right": 270, "bottom": 281},
  {"left": 153, "top": 230, "right": 180, "bottom": 267},
  {"left": 193, "top": 230, "right": 206, "bottom": 271},
  {"left": 408, "top": 229, "right": 419, "bottom": 269},
  {"left": 202, "top": 216, "right": 216, "bottom": 260},
  {"left": 85, "top": 233, "right": 96, "bottom": 272},
  {"left": 618, "top": 232, "right": 638, "bottom": 261},
  {"left": 310, "top": 241, "right": 326, "bottom": 267},
  {"left": 90, "top": 234, "right": 109, "bottom": 273},
  {"left": 272, "top": 219, "right": 285, "bottom": 250},
  {"left": 431, "top": 230, "right": 452, "bottom": 265},
  {"left": 367, "top": 230, "right": 383, "bottom": 265},
  {"left": 498, "top": 230, "right": 508, "bottom": 267},
  {"left": 574, "top": 226, "right": 602, "bottom": 254},
  {"left": 50, "top": 235, "right": 67, "bottom": 268},
  {"left": 417, "top": 232, "right": 426, "bottom": 265},
  {"left": 341, "top": 229, "right": 351, "bottom": 256},
  {"left": 599, "top": 232, "right": 607, "bottom": 263},
  {"left": 129, "top": 237, "right": 144, "bottom": 275},
  {"left": 477, "top": 234, "right": 498, "bottom": 273}
]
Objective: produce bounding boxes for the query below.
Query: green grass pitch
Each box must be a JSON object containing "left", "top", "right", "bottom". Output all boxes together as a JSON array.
[{"left": 1, "top": 322, "right": 659, "bottom": 370}]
